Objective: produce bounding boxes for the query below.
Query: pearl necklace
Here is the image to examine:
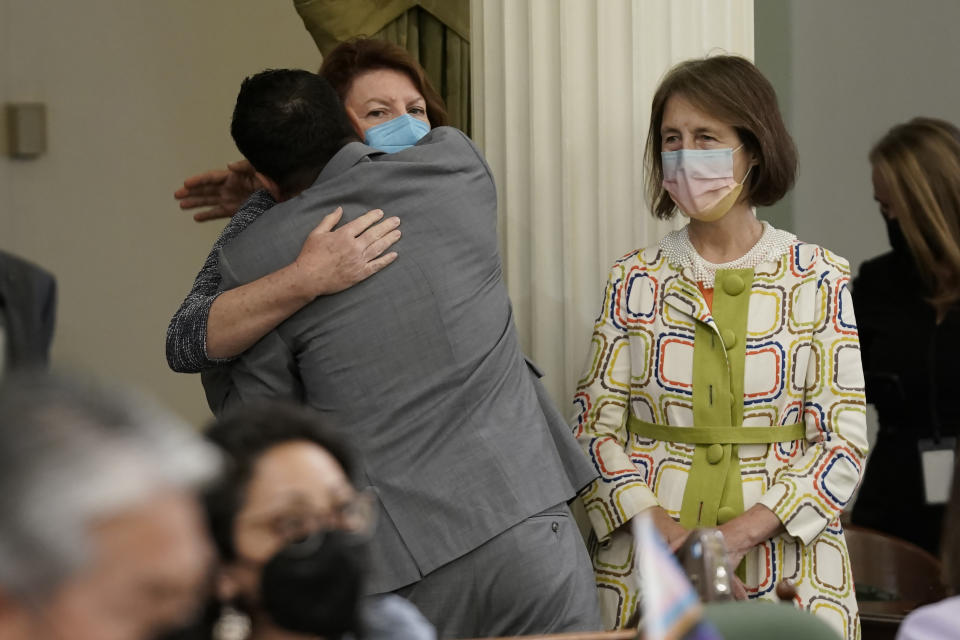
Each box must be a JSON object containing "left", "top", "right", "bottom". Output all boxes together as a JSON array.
[{"left": 659, "top": 220, "right": 797, "bottom": 287}]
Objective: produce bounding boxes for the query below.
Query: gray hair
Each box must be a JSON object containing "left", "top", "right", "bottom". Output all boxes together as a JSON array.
[{"left": 0, "top": 372, "right": 220, "bottom": 598}]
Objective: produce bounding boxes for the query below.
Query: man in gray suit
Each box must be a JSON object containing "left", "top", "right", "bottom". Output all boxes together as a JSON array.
[{"left": 209, "top": 70, "right": 600, "bottom": 638}]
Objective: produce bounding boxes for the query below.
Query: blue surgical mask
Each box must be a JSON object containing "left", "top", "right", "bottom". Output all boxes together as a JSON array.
[{"left": 363, "top": 114, "right": 430, "bottom": 153}]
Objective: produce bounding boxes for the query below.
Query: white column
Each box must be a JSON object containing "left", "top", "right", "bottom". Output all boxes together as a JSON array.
[{"left": 472, "top": 0, "right": 754, "bottom": 408}]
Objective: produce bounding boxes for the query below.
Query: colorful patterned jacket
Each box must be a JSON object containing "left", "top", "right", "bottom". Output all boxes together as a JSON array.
[{"left": 573, "top": 224, "right": 868, "bottom": 639}]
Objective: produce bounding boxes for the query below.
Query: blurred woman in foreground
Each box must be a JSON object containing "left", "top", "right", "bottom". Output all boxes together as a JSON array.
[{"left": 171, "top": 403, "right": 434, "bottom": 640}]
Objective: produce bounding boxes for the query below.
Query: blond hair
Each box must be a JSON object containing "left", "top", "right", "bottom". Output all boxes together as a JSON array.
[{"left": 870, "top": 118, "right": 960, "bottom": 317}]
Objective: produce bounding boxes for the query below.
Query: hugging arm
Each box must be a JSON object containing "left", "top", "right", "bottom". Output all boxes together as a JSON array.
[
  {"left": 174, "top": 159, "right": 260, "bottom": 222},
  {"left": 166, "top": 192, "right": 401, "bottom": 373}
]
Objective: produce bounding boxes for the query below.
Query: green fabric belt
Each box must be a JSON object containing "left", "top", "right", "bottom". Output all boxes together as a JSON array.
[{"left": 627, "top": 417, "right": 805, "bottom": 445}]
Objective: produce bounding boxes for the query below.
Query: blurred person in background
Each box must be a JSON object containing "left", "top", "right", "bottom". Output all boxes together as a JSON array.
[
  {"left": 851, "top": 117, "right": 960, "bottom": 556},
  {"left": 169, "top": 402, "right": 434, "bottom": 640},
  {"left": 0, "top": 372, "right": 219, "bottom": 640},
  {"left": 896, "top": 445, "right": 960, "bottom": 639}
]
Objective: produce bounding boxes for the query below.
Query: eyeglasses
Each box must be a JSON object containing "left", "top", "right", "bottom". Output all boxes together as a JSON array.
[
  {"left": 240, "top": 488, "right": 377, "bottom": 545},
  {"left": 335, "top": 488, "right": 376, "bottom": 537}
]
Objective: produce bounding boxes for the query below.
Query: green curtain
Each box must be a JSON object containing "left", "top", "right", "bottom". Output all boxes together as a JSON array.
[
  {"left": 293, "top": 0, "right": 470, "bottom": 133},
  {"left": 373, "top": 7, "right": 470, "bottom": 134}
]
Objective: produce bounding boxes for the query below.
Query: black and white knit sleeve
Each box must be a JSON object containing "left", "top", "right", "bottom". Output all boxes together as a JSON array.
[{"left": 165, "top": 190, "right": 277, "bottom": 373}]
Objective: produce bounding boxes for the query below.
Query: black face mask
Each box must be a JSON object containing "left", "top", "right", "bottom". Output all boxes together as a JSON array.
[
  {"left": 884, "top": 215, "right": 911, "bottom": 257},
  {"left": 260, "top": 530, "right": 368, "bottom": 638}
]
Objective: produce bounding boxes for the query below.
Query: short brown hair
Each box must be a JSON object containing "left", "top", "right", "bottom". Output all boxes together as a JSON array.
[
  {"left": 870, "top": 117, "right": 960, "bottom": 316},
  {"left": 319, "top": 37, "right": 448, "bottom": 127},
  {"left": 645, "top": 55, "right": 797, "bottom": 219}
]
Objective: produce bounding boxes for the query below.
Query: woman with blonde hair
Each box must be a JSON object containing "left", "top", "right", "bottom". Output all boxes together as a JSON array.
[
  {"left": 851, "top": 118, "right": 960, "bottom": 556},
  {"left": 573, "top": 55, "right": 868, "bottom": 639}
]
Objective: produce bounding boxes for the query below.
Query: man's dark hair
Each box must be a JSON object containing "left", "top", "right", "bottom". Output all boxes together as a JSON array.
[
  {"left": 230, "top": 69, "right": 358, "bottom": 197},
  {"left": 202, "top": 401, "right": 358, "bottom": 561}
]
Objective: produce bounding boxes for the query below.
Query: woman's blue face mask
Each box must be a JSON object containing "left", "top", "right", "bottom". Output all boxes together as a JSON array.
[{"left": 363, "top": 114, "right": 430, "bottom": 153}]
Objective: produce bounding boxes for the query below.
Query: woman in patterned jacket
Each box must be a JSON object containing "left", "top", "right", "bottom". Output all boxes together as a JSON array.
[{"left": 573, "top": 55, "right": 868, "bottom": 639}]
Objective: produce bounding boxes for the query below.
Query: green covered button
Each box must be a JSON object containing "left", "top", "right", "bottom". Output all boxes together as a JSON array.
[
  {"left": 717, "top": 506, "right": 737, "bottom": 525},
  {"left": 721, "top": 328, "right": 737, "bottom": 349},
  {"left": 722, "top": 274, "right": 745, "bottom": 296},
  {"left": 706, "top": 443, "right": 724, "bottom": 464}
]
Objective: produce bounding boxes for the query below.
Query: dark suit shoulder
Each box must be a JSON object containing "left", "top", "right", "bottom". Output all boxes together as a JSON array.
[
  {"left": 391, "top": 127, "right": 484, "bottom": 167},
  {"left": 221, "top": 126, "right": 494, "bottom": 288},
  {"left": 0, "top": 250, "right": 56, "bottom": 367},
  {"left": 411, "top": 127, "right": 494, "bottom": 186},
  {"left": 418, "top": 125, "right": 471, "bottom": 145},
  {"left": 0, "top": 249, "right": 55, "bottom": 286}
]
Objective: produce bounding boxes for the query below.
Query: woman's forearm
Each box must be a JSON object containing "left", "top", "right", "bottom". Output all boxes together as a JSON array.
[
  {"left": 205, "top": 263, "right": 314, "bottom": 359},
  {"left": 718, "top": 503, "right": 785, "bottom": 564},
  {"left": 647, "top": 505, "right": 691, "bottom": 550},
  {"left": 205, "top": 207, "right": 401, "bottom": 360},
  {"left": 167, "top": 189, "right": 278, "bottom": 372}
]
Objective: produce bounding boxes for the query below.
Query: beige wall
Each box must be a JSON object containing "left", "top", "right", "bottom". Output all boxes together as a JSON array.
[
  {"left": 9, "top": 1, "right": 957, "bottom": 427},
  {"left": 0, "top": 2, "right": 320, "bottom": 425},
  {"left": 756, "top": 0, "right": 960, "bottom": 275}
]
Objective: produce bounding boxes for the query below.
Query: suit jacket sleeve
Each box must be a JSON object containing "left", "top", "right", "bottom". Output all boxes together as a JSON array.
[
  {"left": 210, "top": 249, "right": 305, "bottom": 415},
  {"left": 217, "top": 330, "right": 305, "bottom": 415},
  {"left": 457, "top": 128, "right": 495, "bottom": 183}
]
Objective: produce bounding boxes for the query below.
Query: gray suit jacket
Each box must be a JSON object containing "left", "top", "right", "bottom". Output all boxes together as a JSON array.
[{"left": 210, "top": 127, "right": 596, "bottom": 593}]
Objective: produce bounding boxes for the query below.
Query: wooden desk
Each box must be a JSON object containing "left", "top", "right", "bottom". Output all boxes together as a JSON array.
[
  {"left": 858, "top": 601, "right": 908, "bottom": 640},
  {"left": 469, "top": 632, "right": 638, "bottom": 640}
]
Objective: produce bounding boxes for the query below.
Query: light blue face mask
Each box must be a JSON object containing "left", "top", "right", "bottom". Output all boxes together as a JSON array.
[{"left": 363, "top": 114, "right": 430, "bottom": 153}]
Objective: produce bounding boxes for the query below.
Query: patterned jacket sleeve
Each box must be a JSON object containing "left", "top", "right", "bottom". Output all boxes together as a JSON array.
[
  {"left": 573, "top": 256, "right": 660, "bottom": 542},
  {"left": 165, "top": 190, "right": 276, "bottom": 373},
  {"left": 757, "top": 252, "right": 869, "bottom": 544}
]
